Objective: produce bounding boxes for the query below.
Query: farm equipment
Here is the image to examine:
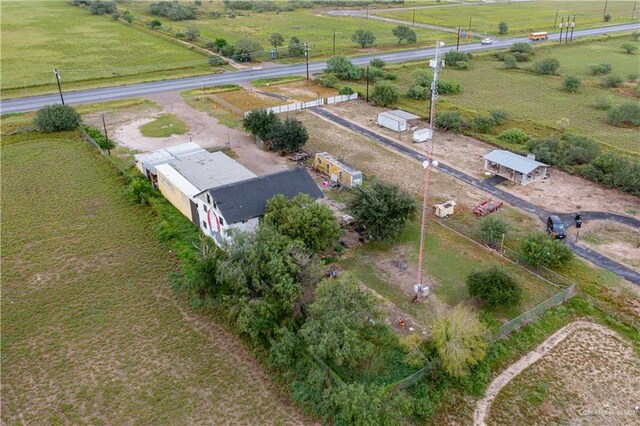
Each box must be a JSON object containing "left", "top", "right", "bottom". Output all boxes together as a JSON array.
[{"left": 473, "top": 199, "right": 503, "bottom": 216}]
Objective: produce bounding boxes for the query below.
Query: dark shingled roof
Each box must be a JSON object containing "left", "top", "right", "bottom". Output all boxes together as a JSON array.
[{"left": 205, "top": 167, "right": 324, "bottom": 224}]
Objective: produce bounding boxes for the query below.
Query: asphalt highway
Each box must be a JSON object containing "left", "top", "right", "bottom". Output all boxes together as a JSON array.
[{"left": 2, "top": 23, "right": 638, "bottom": 113}]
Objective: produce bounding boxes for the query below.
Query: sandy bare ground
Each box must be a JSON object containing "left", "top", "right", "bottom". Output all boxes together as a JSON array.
[
  {"left": 474, "top": 321, "right": 639, "bottom": 426},
  {"left": 324, "top": 102, "right": 640, "bottom": 220},
  {"left": 87, "top": 91, "right": 288, "bottom": 176}
]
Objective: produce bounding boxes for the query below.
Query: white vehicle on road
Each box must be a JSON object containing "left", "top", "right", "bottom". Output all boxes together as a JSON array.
[{"left": 481, "top": 38, "right": 493, "bottom": 45}]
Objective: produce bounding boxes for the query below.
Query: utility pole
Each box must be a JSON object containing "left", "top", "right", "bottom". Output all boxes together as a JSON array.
[
  {"left": 603, "top": 0, "right": 608, "bottom": 16},
  {"left": 413, "top": 9, "right": 415, "bottom": 27},
  {"left": 333, "top": 29, "right": 336, "bottom": 54},
  {"left": 415, "top": 40, "right": 445, "bottom": 298},
  {"left": 565, "top": 14, "right": 571, "bottom": 43},
  {"left": 53, "top": 69, "right": 64, "bottom": 105},
  {"left": 456, "top": 26, "right": 461, "bottom": 51},
  {"left": 101, "top": 113, "right": 111, "bottom": 156},
  {"left": 304, "top": 42, "right": 309, "bottom": 80},
  {"left": 559, "top": 16, "right": 564, "bottom": 43},
  {"left": 366, "top": 66, "right": 370, "bottom": 102},
  {"left": 569, "top": 15, "right": 576, "bottom": 42},
  {"left": 633, "top": 1, "right": 638, "bottom": 19},
  {"left": 468, "top": 17, "right": 472, "bottom": 36},
  {"left": 554, "top": 9, "right": 559, "bottom": 28}
]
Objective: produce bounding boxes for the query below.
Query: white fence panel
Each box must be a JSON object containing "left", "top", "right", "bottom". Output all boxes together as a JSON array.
[{"left": 244, "top": 94, "right": 356, "bottom": 117}]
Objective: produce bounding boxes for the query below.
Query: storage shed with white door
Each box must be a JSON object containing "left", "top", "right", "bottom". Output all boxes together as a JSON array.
[{"left": 313, "top": 152, "right": 363, "bottom": 188}]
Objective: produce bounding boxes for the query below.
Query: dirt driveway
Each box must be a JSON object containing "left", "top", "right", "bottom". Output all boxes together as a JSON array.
[
  {"left": 85, "top": 92, "right": 287, "bottom": 176},
  {"left": 325, "top": 102, "right": 640, "bottom": 220}
]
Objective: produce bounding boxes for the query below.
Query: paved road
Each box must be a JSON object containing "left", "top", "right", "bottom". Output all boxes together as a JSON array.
[
  {"left": 311, "top": 107, "right": 640, "bottom": 285},
  {"left": 2, "top": 23, "right": 638, "bottom": 114}
]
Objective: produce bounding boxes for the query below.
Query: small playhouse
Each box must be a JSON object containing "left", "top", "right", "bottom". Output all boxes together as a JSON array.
[{"left": 313, "top": 152, "right": 363, "bottom": 188}]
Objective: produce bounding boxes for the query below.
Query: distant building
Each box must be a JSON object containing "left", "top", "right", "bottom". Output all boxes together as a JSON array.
[
  {"left": 483, "top": 150, "right": 549, "bottom": 185},
  {"left": 313, "top": 152, "right": 363, "bottom": 188},
  {"left": 195, "top": 168, "right": 324, "bottom": 245}
]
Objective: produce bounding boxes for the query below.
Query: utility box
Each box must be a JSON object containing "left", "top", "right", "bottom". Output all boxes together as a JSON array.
[
  {"left": 377, "top": 112, "right": 407, "bottom": 132},
  {"left": 434, "top": 200, "right": 456, "bottom": 218},
  {"left": 413, "top": 128, "right": 433, "bottom": 143}
]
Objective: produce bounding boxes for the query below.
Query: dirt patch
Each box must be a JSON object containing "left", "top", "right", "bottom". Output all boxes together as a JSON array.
[
  {"left": 475, "top": 321, "right": 640, "bottom": 426},
  {"left": 324, "top": 102, "right": 640, "bottom": 220},
  {"left": 260, "top": 80, "right": 338, "bottom": 102},
  {"left": 215, "top": 89, "right": 284, "bottom": 111},
  {"left": 576, "top": 220, "right": 640, "bottom": 272}
]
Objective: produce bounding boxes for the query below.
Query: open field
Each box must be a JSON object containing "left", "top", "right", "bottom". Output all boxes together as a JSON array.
[
  {"left": 121, "top": 2, "right": 460, "bottom": 59},
  {"left": 0, "top": 0, "right": 213, "bottom": 97},
  {"left": 379, "top": 1, "right": 638, "bottom": 36},
  {"left": 488, "top": 324, "right": 640, "bottom": 425},
  {"left": 0, "top": 127, "right": 306, "bottom": 424}
]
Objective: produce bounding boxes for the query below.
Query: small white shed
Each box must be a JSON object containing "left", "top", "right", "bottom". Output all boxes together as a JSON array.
[
  {"left": 434, "top": 200, "right": 456, "bottom": 218},
  {"left": 377, "top": 110, "right": 421, "bottom": 132}
]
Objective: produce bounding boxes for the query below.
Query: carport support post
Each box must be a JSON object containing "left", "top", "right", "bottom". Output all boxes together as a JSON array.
[{"left": 456, "top": 27, "right": 461, "bottom": 51}]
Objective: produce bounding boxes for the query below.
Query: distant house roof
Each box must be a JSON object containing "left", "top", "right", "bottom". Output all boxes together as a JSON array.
[
  {"left": 169, "top": 151, "right": 256, "bottom": 191},
  {"left": 201, "top": 168, "right": 324, "bottom": 224},
  {"left": 484, "top": 150, "right": 548, "bottom": 175},
  {"left": 389, "top": 110, "right": 421, "bottom": 121},
  {"left": 134, "top": 142, "right": 206, "bottom": 175}
]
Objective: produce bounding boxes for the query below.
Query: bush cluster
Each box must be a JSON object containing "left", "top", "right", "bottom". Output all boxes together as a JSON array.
[
  {"left": 84, "top": 126, "right": 116, "bottom": 150},
  {"left": 444, "top": 51, "right": 472, "bottom": 70},
  {"left": 497, "top": 128, "right": 528, "bottom": 144},
  {"left": 588, "top": 63, "right": 612, "bottom": 75},
  {"left": 607, "top": 102, "right": 640, "bottom": 127},
  {"left": 467, "top": 266, "right": 522, "bottom": 308},
  {"left": 520, "top": 233, "right": 574, "bottom": 269},
  {"left": 533, "top": 58, "right": 560, "bottom": 75},
  {"left": 149, "top": 1, "right": 196, "bottom": 20},
  {"left": 33, "top": 105, "right": 81, "bottom": 133},
  {"left": 435, "top": 112, "right": 462, "bottom": 133}
]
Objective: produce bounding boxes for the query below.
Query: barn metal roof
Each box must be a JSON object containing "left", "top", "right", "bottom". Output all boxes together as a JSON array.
[
  {"left": 169, "top": 151, "right": 256, "bottom": 191},
  {"left": 389, "top": 110, "right": 421, "bottom": 120},
  {"left": 134, "top": 142, "right": 206, "bottom": 175},
  {"left": 201, "top": 168, "right": 324, "bottom": 224},
  {"left": 484, "top": 150, "right": 548, "bottom": 174}
]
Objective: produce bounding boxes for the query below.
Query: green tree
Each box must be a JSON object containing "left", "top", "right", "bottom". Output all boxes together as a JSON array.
[
  {"left": 370, "top": 80, "right": 399, "bottom": 106},
  {"left": 432, "top": 303, "right": 488, "bottom": 377},
  {"left": 338, "top": 86, "right": 354, "bottom": 95},
  {"left": 269, "top": 116, "right": 308, "bottom": 153},
  {"left": 472, "top": 116, "right": 496, "bottom": 133},
  {"left": 413, "top": 69, "right": 432, "bottom": 87},
  {"left": 331, "top": 382, "right": 412, "bottom": 425},
  {"left": 498, "top": 128, "right": 529, "bottom": 144},
  {"left": 434, "top": 111, "right": 462, "bottom": 133},
  {"left": 149, "top": 19, "right": 162, "bottom": 29},
  {"left": 533, "top": 58, "right": 560, "bottom": 75},
  {"left": 352, "top": 29, "right": 376, "bottom": 48},
  {"left": 632, "top": 31, "right": 640, "bottom": 41},
  {"left": 475, "top": 215, "right": 509, "bottom": 247},
  {"left": 601, "top": 74, "right": 624, "bottom": 87},
  {"left": 234, "top": 37, "right": 263, "bottom": 62},
  {"left": 300, "top": 274, "right": 379, "bottom": 367},
  {"left": 369, "top": 58, "right": 386, "bottom": 69},
  {"left": 325, "top": 56, "right": 362, "bottom": 80},
  {"left": 33, "top": 104, "right": 81, "bottom": 132},
  {"left": 588, "top": 63, "right": 612, "bottom": 75},
  {"left": 503, "top": 54, "right": 518, "bottom": 69},
  {"left": 519, "top": 232, "right": 574, "bottom": 268},
  {"left": 407, "top": 85, "right": 429, "bottom": 100},
  {"left": 392, "top": 25, "right": 417, "bottom": 44},
  {"left": 444, "top": 51, "right": 471, "bottom": 68},
  {"left": 122, "top": 10, "right": 134, "bottom": 23},
  {"left": 621, "top": 43, "right": 639, "bottom": 54},
  {"left": 528, "top": 137, "right": 561, "bottom": 165},
  {"left": 563, "top": 75, "right": 581, "bottom": 92},
  {"left": 510, "top": 42, "right": 533, "bottom": 56},
  {"left": 217, "top": 226, "right": 307, "bottom": 344},
  {"left": 604, "top": 13, "right": 612, "bottom": 22},
  {"left": 559, "top": 133, "right": 601, "bottom": 165},
  {"left": 348, "top": 180, "right": 417, "bottom": 240},
  {"left": 607, "top": 102, "right": 640, "bottom": 127},
  {"left": 242, "top": 108, "right": 280, "bottom": 141},
  {"left": 288, "top": 36, "right": 305, "bottom": 56},
  {"left": 214, "top": 38, "right": 228, "bottom": 50},
  {"left": 498, "top": 21, "right": 508, "bottom": 34},
  {"left": 467, "top": 265, "right": 522, "bottom": 308},
  {"left": 268, "top": 32, "right": 285, "bottom": 57},
  {"left": 264, "top": 193, "right": 340, "bottom": 253},
  {"left": 184, "top": 26, "right": 200, "bottom": 41}
]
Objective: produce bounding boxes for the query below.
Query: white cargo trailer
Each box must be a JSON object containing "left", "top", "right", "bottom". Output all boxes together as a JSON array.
[
  {"left": 412, "top": 128, "right": 433, "bottom": 143},
  {"left": 377, "top": 112, "right": 407, "bottom": 132}
]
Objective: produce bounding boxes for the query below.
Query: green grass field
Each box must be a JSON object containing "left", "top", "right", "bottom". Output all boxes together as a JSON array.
[
  {"left": 0, "top": 0, "right": 213, "bottom": 97},
  {"left": 122, "top": 2, "right": 459, "bottom": 59},
  {"left": 139, "top": 113, "right": 188, "bottom": 137},
  {"left": 0, "top": 125, "right": 306, "bottom": 424},
  {"left": 379, "top": 1, "right": 637, "bottom": 36}
]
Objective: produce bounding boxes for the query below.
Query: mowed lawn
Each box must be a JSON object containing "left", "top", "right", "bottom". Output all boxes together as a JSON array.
[
  {"left": 380, "top": 1, "right": 637, "bottom": 36},
  {"left": 0, "top": 0, "right": 209, "bottom": 95},
  {"left": 0, "top": 129, "right": 307, "bottom": 424},
  {"left": 123, "top": 3, "right": 459, "bottom": 58}
]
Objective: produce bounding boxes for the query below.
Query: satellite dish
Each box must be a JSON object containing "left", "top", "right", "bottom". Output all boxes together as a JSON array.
[
  {"left": 432, "top": 160, "right": 439, "bottom": 168},
  {"left": 422, "top": 160, "right": 429, "bottom": 169}
]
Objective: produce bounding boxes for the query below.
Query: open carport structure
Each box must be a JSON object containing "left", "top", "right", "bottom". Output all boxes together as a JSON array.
[{"left": 483, "top": 150, "right": 549, "bottom": 186}]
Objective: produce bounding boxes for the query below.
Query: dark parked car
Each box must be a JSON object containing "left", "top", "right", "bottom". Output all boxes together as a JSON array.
[{"left": 546, "top": 215, "right": 566, "bottom": 239}]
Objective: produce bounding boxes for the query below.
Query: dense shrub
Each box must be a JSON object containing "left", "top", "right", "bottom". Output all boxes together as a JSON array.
[
  {"left": 520, "top": 233, "right": 574, "bottom": 268},
  {"left": 562, "top": 76, "right": 581, "bottom": 92},
  {"left": 510, "top": 42, "right": 533, "bottom": 56},
  {"left": 533, "top": 58, "right": 560, "bottom": 75},
  {"left": 527, "top": 137, "right": 561, "bottom": 165},
  {"left": 601, "top": 74, "right": 624, "bottom": 87},
  {"left": 595, "top": 95, "right": 612, "bottom": 110},
  {"left": 474, "top": 215, "right": 509, "bottom": 246},
  {"left": 149, "top": 19, "right": 162, "bottom": 29},
  {"left": 125, "top": 177, "right": 154, "bottom": 205},
  {"left": 497, "top": 128, "right": 528, "bottom": 144},
  {"left": 325, "top": 56, "right": 362, "bottom": 80},
  {"left": 513, "top": 52, "right": 532, "bottom": 62},
  {"left": 86, "top": 0, "right": 117, "bottom": 15},
  {"left": 184, "top": 27, "right": 200, "bottom": 41},
  {"left": 288, "top": 36, "right": 305, "bottom": 57},
  {"left": 580, "top": 153, "right": 640, "bottom": 194},
  {"left": 242, "top": 108, "right": 279, "bottom": 141},
  {"left": 604, "top": 13, "right": 612, "bottom": 22},
  {"left": 365, "top": 65, "right": 385, "bottom": 82},
  {"left": 437, "top": 80, "right": 461, "bottom": 94},
  {"left": 490, "top": 110, "right": 509, "bottom": 124},
  {"left": 632, "top": 31, "right": 640, "bottom": 41},
  {"left": 434, "top": 112, "right": 462, "bottom": 133},
  {"left": 338, "top": 86, "right": 354, "bottom": 95},
  {"left": 588, "top": 63, "right": 612, "bottom": 75},
  {"left": 220, "top": 44, "right": 236, "bottom": 57},
  {"left": 234, "top": 37, "right": 263, "bottom": 62},
  {"left": 269, "top": 116, "right": 309, "bottom": 153},
  {"left": 628, "top": 73, "right": 639, "bottom": 81},
  {"left": 444, "top": 51, "right": 471, "bottom": 68},
  {"left": 149, "top": 1, "right": 196, "bottom": 20},
  {"left": 559, "top": 133, "right": 601, "bottom": 165},
  {"left": 502, "top": 54, "right": 517, "bottom": 69},
  {"left": 472, "top": 116, "right": 496, "bottom": 133},
  {"left": 498, "top": 21, "right": 508, "bottom": 34},
  {"left": 370, "top": 81, "right": 399, "bottom": 107},
  {"left": 621, "top": 43, "right": 639, "bottom": 54},
  {"left": 369, "top": 58, "right": 386, "bottom": 69},
  {"left": 316, "top": 73, "right": 338, "bottom": 88},
  {"left": 467, "top": 266, "right": 522, "bottom": 308},
  {"left": 84, "top": 126, "right": 116, "bottom": 150},
  {"left": 607, "top": 102, "right": 640, "bottom": 127},
  {"left": 33, "top": 105, "right": 81, "bottom": 133},
  {"left": 407, "top": 85, "right": 429, "bottom": 100},
  {"left": 208, "top": 55, "right": 228, "bottom": 66},
  {"left": 456, "top": 61, "right": 470, "bottom": 70}
]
